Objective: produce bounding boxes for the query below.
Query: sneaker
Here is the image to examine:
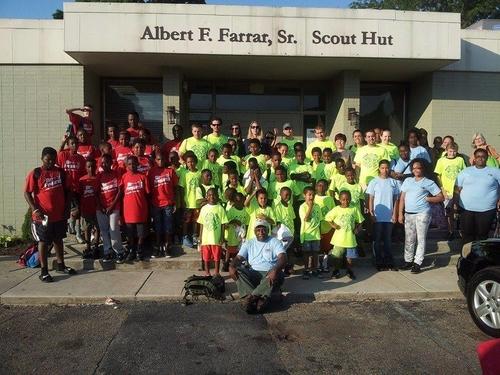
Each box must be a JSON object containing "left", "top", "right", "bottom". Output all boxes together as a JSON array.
[
  {"left": 151, "top": 247, "right": 159, "bottom": 259},
  {"left": 55, "top": 266, "right": 77, "bottom": 275},
  {"left": 116, "top": 253, "right": 126, "bottom": 264},
  {"left": 376, "top": 264, "right": 387, "bottom": 272},
  {"left": 347, "top": 269, "right": 356, "bottom": 280},
  {"left": 75, "top": 234, "right": 85, "bottom": 244},
  {"left": 302, "top": 270, "right": 310, "bottom": 280},
  {"left": 126, "top": 251, "right": 137, "bottom": 262},
  {"left": 82, "top": 250, "right": 93, "bottom": 259},
  {"left": 92, "top": 247, "right": 101, "bottom": 259},
  {"left": 331, "top": 269, "right": 341, "bottom": 279},
  {"left": 314, "top": 269, "right": 324, "bottom": 279},
  {"left": 387, "top": 264, "right": 398, "bottom": 271},
  {"left": 400, "top": 262, "right": 413, "bottom": 270},
  {"left": 164, "top": 246, "right": 172, "bottom": 259},
  {"left": 102, "top": 253, "right": 114, "bottom": 263},
  {"left": 182, "top": 236, "right": 193, "bottom": 248},
  {"left": 39, "top": 273, "right": 54, "bottom": 283},
  {"left": 137, "top": 252, "right": 145, "bottom": 262},
  {"left": 321, "top": 267, "right": 330, "bottom": 273},
  {"left": 192, "top": 236, "right": 199, "bottom": 247},
  {"left": 411, "top": 264, "right": 421, "bottom": 274}
]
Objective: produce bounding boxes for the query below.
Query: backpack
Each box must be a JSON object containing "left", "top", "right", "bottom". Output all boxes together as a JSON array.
[
  {"left": 181, "top": 274, "right": 226, "bottom": 305},
  {"left": 17, "top": 243, "right": 40, "bottom": 268}
]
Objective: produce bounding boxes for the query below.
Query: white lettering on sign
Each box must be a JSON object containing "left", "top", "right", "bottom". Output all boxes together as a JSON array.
[{"left": 141, "top": 26, "right": 390, "bottom": 47}]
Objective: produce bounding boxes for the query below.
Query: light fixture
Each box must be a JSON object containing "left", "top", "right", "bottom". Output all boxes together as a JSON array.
[
  {"left": 167, "top": 106, "right": 177, "bottom": 125},
  {"left": 348, "top": 107, "right": 359, "bottom": 127}
]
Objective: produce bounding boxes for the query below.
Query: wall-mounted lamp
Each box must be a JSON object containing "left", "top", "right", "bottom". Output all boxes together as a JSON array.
[
  {"left": 167, "top": 105, "right": 177, "bottom": 125},
  {"left": 348, "top": 108, "right": 359, "bottom": 128}
]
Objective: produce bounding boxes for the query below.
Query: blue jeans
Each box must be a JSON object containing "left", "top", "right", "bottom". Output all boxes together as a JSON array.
[
  {"left": 151, "top": 205, "right": 175, "bottom": 236},
  {"left": 373, "top": 222, "right": 394, "bottom": 266}
]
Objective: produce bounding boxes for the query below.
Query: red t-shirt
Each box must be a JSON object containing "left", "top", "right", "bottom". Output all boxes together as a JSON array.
[
  {"left": 144, "top": 144, "right": 156, "bottom": 157},
  {"left": 108, "top": 139, "right": 120, "bottom": 149},
  {"left": 115, "top": 145, "right": 132, "bottom": 167},
  {"left": 57, "top": 150, "right": 86, "bottom": 193},
  {"left": 137, "top": 156, "right": 152, "bottom": 175},
  {"left": 78, "top": 175, "right": 99, "bottom": 217},
  {"left": 96, "top": 170, "right": 121, "bottom": 211},
  {"left": 148, "top": 166, "right": 178, "bottom": 207},
  {"left": 77, "top": 144, "right": 100, "bottom": 160},
  {"left": 121, "top": 172, "right": 150, "bottom": 223},
  {"left": 127, "top": 127, "right": 141, "bottom": 142},
  {"left": 69, "top": 113, "right": 94, "bottom": 137},
  {"left": 24, "top": 167, "right": 68, "bottom": 222},
  {"left": 97, "top": 155, "right": 118, "bottom": 174},
  {"left": 161, "top": 139, "right": 182, "bottom": 158}
]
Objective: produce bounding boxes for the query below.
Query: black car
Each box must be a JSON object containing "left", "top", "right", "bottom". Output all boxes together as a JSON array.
[{"left": 457, "top": 238, "right": 500, "bottom": 337}]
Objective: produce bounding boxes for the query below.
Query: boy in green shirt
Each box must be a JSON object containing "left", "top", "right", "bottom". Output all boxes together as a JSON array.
[
  {"left": 276, "top": 143, "right": 294, "bottom": 167},
  {"left": 434, "top": 142, "right": 466, "bottom": 240},
  {"left": 217, "top": 143, "right": 242, "bottom": 175},
  {"left": 311, "top": 147, "right": 326, "bottom": 181},
  {"left": 243, "top": 139, "right": 268, "bottom": 172},
  {"left": 179, "top": 153, "right": 201, "bottom": 248},
  {"left": 353, "top": 129, "right": 389, "bottom": 190},
  {"left": 269, "top": 165, "right": 294, "bottom": 202},
  {"left": 314, "top": 179, "right": 336, "bottom": 272},
  {"left": 197, "top": 188, "right": 228, "bottom": 276},
  {"left": 299, "top": 187, "right": 324, "bottom": 280},
  {"left": 325, "top": 190, "right": 364, "bottom": 280},
  {"left": 323, "top": 147, "right": 337, "bottom": 179},
  {"left": 196, "top": 169, "right": 219, "bottom": 209},
  {"left": 179, "top": 123, "right": 210, "bottom": 169},
  {"left": 245, "top": 188, "right": 275, "bottom": 240},
  {"left": 202, "top": 148, "right": 223, "bottom": 187},
  {"left": 329, "top": 158, "right": 347, "bottom": 200},
  {"left": 223, "top": 192, "right": 249, "bottom": 272},
  {"left": 305, "top": 125, "right": 336, "bottom": 160}
]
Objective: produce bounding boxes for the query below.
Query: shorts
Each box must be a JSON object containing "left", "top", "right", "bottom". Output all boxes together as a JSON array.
[
  {"left": 320, "top": 229, "right": 334, "bottom": 253},
  {"left": 126, "top": 223, "right": 147, "bottom": 239},
  {"left": 331, "top": 246, "right": 358, "bottom": 259},
  {"left": 152, "top": 205, "right": 175, "bottom": 235},
  {"left": 183, "top": 208, "right": 199, "bottom": 224},
  {"left": 302, "top": 240, "right": 320, "bottom": 253},
  {"left": 201, "top": 245, "right": 222, "bottom": 262},
  {"left": 31, "top": 220, "right": 67, "bottom": 244},
  {"left": 82, "top": 215, "right": 98, "bottom": 227},
  {"left": 226, "top": 245, "right": 239, "bottom": 255}
]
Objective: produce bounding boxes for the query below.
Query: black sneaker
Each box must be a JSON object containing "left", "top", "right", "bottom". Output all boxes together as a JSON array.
[
  {"left": 102, "top": 253, "right": 114, "bottom": 263},
  {"left": 82, "top": 250, "right": 93, "bottom": 260},
  {"left": 115, "top": 253, "right": 126, "bottom": 264},
  {"left": 302, "top": 270, "right": 310, "bottom": 280},
  {"left": 331, "top": 269, "right": 341, "bottom": 279},
  {"left": 137, "top": 253, "right": 145, "bottom": 262},
  {"left": 92, "top": 247, "right": 101, "bottom": 259},
  {"left": 55, "top": 266, "right": 77, "bottom": 275},
  {"left": 411, "top": 264, "right": 421, "bottom": 274},
  {"left": 347, "top": 269, "right": 356, "bottom": 280},
  {"left": 313, "top": 269, "right": 324, "bottom": 279},
  {"left": 400, "top": 262, "right": 413, "bottom": 270},
  {"left": 387, "top": 264, "right": 399, "bottom": 271},
  {"left": 39, "top": 273, "right": 54, "bottom": 283},
  {"left": 126, "top": 251, "right": 137, "bottom": 262},
  {"left": 376, "top": 264, "right": 386, "bottom": 272}
]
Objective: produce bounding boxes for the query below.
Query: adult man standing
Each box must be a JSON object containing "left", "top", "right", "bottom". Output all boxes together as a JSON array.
[
  {"left": 66, "top": 104, "right": 94, "bottom": 138},
  {"left": 203, "top": 116, "right": 228, "bottom": 154},
  {"left": 126, "top": 111, "right": 142, "bottom": 144},
  {"left": 280, "top": 122, "right": 297, "bottom": 158},
  {"left": 229, "top": 219, "right": 287, "bottom": 314},
  {"left": 179, "top": 123, "right": 210, "bottom": 169},
  {"left": 161, "top": 124, "right": 184, "bottom": 158},
  {"left": 305, "top": 125, "right": 335, "bottom": 160},
  {"left": 353, "top": 129, "right": 390, "bottom": 190}
]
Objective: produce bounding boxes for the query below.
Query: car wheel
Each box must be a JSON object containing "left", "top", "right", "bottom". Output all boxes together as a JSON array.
[{"left": 466, "top": 267, "right": 500, "bottom": 338}]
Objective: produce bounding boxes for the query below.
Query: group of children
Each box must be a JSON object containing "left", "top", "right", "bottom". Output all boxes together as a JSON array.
[{"left": 33, "top": 107, "right": 477, "bottom": 282}]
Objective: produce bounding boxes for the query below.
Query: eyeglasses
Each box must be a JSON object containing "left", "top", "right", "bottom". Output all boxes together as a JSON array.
[
  {"left": 251, "top": 126, "right": 260, "bottom": 129},
  {"left": 211, "top": 123, "right": 221, "bottom": 127},
  {"left": 284, "top": 127, "right": 292, "bottom": 130},
  {"left": 231, "top": 127, "right": 239, "bottom": 131}
]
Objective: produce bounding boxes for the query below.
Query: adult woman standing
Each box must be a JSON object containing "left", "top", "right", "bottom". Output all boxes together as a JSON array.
[
  {"left": 455, "top": 148, "right": 500, "bottom": 244},
  {"left": 398, "top": 159, "right": 444, "bottom": 274},
  {"left": 243, "top": 120, "right": 264, "bottom": 155},
  {"left": 469, "top": 132, "right": 500, "bottom": 168},
  {"left": 229, "top": 122, "right": 246, "bottom": 158}
]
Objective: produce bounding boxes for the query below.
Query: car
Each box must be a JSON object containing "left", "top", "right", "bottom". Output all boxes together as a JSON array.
[{"left": 457, "top": 238, "right": 500, "bottom": 337}]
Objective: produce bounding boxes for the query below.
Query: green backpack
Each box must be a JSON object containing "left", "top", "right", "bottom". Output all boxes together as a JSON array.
[{"left": 182, "top": 274, "right": 226, "bottom": 305}]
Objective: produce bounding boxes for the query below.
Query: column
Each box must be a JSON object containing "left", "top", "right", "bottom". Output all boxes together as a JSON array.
[{"left": 162, "top": 68, "right": 183, "bottom": 140}]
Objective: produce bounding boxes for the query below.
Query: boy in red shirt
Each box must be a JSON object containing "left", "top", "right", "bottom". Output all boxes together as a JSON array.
[
  {"left": 24, "top": 147, "right": 77, "bottom": 282},
  {"left": 115, "top": 130, "right": 132, "bottom": 168},
  {"left": 57, "top": 135, "right": 86, "bottom": 242},
  {"left": 121, "top": 155, "right": 150, "bottom": 261},
  {"left": 79, "top": 159, "right": 100, "bottom": 259},
  {"left": 96, "top": 154, "right": 125, "bottom": 263},
  {"left": 97, "top": 141, "right": 118, "bottom": 173},
  {"left": 76, "top": 129, "right": 100, "bottom": 160},
  {"left": 66, "top": 105, "right": 94, "bottom": 137},
  {"left": 106, "top": 124, "right": 120, "bottom": 149},
  {"left": 132, "top": 139, "right": 152, "bottom": 175},
  {"left": 148, "top": 152, "right": 179, "bottom": 258}
]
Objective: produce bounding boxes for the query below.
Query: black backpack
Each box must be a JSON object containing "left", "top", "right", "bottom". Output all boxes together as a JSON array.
[{"left": 181, "top": 274, "right": 226, "bottom": 305}]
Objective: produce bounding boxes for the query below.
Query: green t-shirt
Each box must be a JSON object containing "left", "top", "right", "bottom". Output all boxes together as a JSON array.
[
  {"left": 224, "top": 206, "right": 250, "bottom": 246},
  {"left": 246, "top": 201, "right": 275, "bottom": 239},
  {"left": 325, "top": 206, "right": 364, "bottom": 248},
  {"left": 354, "top": 145, "right": 389, "bottom": 187},
  {"left": 273, "top": 200, "right": 296, "bottom": 235},
  {"left": 328, "top": 173, "right": 347, "bottom": 196},
  {"left": 203, "top": 133, "right": 229, "bottom": 154},
  {"left": 281, "top": 156, "right": 294, "bottom": 167},
  {"left": 434, "top": 156, "right": 466, "bottom": 197},
  {"left": 380, "top": 142, "right": 399, "bottom": 162},
  {"left": 269, "top": 179, "right": 295, "bottom": 201},
  {"left": 179, "top": 169, "right": 201, "bottom": 209},
  {"left": 311, "top": 161, "right": 326, "bottom": 181},
  {"left": 179, "top": 137, "right": 211, "bottom": 168},
  {"left": 195, "top": 183, "right": 220, "bottom": 203},
  {"left": 314, "top": 195, "right": 336, "bottom": 234},
  {"left": 201, "top": 159, "right": 223, "bottom": 186},
  {"left": 299, "top": 202, "right": 323, "bottom": 243},
  {"left": 324, "top": 162, "right": 337, "bottom": 180},
  {"left": 289, "top": 162, "right": 313, "bottom": 199},
  {"left": 305, "top": 139, "right": 336, "bottom": 160},
  {"left": 216, "top": 155, "right": 241, "bottom": 175},
  {"left": 280, "top": 137, "right": 298, "bottom": 158},
  {"left": 243, "top": 153, "right": 267, "bottom": 173},
  {"left": 197, "top": 203, "right": 228, "bottom": 245},
  {"left": 338, "top": 181, "right": 364, "bottom": 215}
]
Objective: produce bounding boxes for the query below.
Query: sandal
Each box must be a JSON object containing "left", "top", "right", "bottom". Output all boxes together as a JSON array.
[{"left": 39, "top": 273, "right": 54, "bottom": 283}]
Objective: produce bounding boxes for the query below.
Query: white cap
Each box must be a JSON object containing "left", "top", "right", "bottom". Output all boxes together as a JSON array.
[{"left": 254, "top": 219, "right": 271, "bottom": 231}]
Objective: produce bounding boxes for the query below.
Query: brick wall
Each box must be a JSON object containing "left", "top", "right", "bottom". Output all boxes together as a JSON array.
[{"left": 0, "top": 65, "right": 84, "bottom": 233}]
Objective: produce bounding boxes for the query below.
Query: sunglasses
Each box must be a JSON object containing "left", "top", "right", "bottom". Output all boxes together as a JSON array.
[
  {"left": 284, "top": 127, "right": 292, "bottom": 130},
  {"left": 211, "top": 123, "right": 221, "bottom": 127},
  {"left": 251, "top": 126, "right": 260, "bottom": 129},
  {"left": 231, "top": 127, "right": 239, "bottom": 130}
]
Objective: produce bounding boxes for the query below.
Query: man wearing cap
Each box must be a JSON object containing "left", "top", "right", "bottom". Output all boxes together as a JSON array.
[
  {"left": 229, "top": 219, "right": 287, "bottom": 314},
  {"left": 280, "top": 123, "right": 297, "bottom": 158}
]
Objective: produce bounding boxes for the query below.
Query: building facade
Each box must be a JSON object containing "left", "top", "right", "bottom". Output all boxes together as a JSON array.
[{"left": 0, "top": 3, "right": 499, "bottom": 230}]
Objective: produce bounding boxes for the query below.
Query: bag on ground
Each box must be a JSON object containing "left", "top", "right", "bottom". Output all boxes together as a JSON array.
[
  {"left": 17, "top": 243, "right": 40, "bottom": 268},
  {"left": 182, "top": 274, "right": 226, "bottom": 304}
]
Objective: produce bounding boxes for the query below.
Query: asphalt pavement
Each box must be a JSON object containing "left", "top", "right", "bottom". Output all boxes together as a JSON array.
[{"left": 0, "top": 299, "right": 488, "bottom": 374}]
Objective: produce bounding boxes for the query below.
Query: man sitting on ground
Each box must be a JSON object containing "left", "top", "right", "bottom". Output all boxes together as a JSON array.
[{"left": 229, "top": 219, "right": 287, "bottom": 314}]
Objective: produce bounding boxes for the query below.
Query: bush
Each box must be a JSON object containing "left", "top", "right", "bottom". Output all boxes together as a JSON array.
[{"left": 21, "top": 209, "right": 33, "bottom": 242}]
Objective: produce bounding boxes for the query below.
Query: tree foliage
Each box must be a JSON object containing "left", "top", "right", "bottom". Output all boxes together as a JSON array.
[
  {"left": 349, "top": 0, "right": 500, "bottom": 28},
  {"left": 53, "top": 0, "right": 206, "bottom": 19}
]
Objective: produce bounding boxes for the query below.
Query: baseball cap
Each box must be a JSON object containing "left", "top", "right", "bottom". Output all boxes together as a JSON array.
[
  {"left": 282, "top": 123, "right": 292, "bottom": 130},
  {"left": 254, "top": 219, "right": 270, "bottom": 231}
]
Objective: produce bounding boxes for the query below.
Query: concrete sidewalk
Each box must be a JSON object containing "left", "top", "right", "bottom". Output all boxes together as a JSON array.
[{"left": 0, "top": 255, "right": 462, "bottom": 305}]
